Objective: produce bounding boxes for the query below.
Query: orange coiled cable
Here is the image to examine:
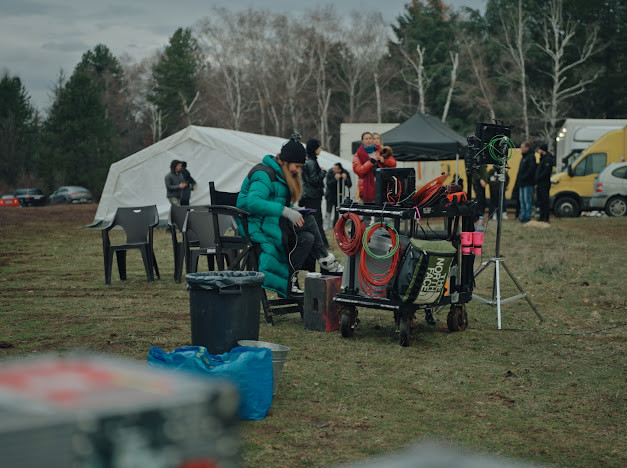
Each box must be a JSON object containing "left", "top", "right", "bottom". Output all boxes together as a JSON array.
[{"left": 333, "top": 212, "right": 365, "bottom": 257}]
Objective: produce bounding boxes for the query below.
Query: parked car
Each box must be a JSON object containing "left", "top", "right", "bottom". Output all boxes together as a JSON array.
[
  {"left": 13, "top": 188, "right": 47, "bottom": 206},
  {"left": 0, "top": 194, "right": 20, "bottom": 207},
  {"left": 590, "top": 162, "right": 627, "bottom": 216},
  {"left": 48, "top": 186, "right": 94, "bottom": 205}
]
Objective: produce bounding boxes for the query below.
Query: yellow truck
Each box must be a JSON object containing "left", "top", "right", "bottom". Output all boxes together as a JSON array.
[{"left": 550, "top": 126, "right": 627, "bottom": 217}]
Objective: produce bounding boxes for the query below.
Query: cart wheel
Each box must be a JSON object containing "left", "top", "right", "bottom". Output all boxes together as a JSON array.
[
  {"left": 447, "top": 304, "right": 468, "bottom": 332},
  {"left": 341, "top": 313, "right": 353, "bottom": 337},
  {"left": 340, "top": 306, "right": 357, "bottom": 338},
  {"left": 399, "top": 317, "right": 409, "bottom": 347}
]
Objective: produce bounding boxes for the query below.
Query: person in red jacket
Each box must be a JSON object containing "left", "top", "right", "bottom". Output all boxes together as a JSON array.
[{"left": 352, "top": 132, "right": 397, "bottom": 203}]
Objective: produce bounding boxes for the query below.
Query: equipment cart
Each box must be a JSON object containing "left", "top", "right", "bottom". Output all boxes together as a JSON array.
[{"left": 333, "top": 199, "right": 479, "bottom": 347}]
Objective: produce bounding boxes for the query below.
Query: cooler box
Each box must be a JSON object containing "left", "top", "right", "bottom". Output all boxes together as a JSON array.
[{"left": 0, "top": 353, "right": 240, "bottom": 468}]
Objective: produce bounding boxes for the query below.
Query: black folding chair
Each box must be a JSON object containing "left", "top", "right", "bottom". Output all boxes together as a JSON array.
[
  {"left": 168, "top": 205, "right": 209, "bottom": 282},
  {"left": 209, "top": 181, "right": 303, "bottom": 325},
  {"left": 102, "top": 206, "right": 160, "bottom": 285}
]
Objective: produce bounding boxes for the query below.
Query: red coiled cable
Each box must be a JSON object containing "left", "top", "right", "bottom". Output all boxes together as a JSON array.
[
  {"left": 334, "top": 212, "right": 365, "bottom": 257},
  {"left": 358, "top": 223, "right": 400, "bottom": 298}
]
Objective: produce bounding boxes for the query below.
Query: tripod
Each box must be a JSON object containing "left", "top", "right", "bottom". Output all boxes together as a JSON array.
[{"left": 472, "top": 163, "right": 544, "bottom": 329}]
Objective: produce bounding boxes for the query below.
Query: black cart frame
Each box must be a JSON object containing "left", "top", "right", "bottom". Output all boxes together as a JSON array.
[{"left": 333, "top": 199, "right": 478, "bottom": 346}]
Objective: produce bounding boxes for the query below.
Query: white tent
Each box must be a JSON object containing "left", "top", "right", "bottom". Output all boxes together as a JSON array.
[{"left": 91, "top": 126, "right": 354, "bottom": 227}]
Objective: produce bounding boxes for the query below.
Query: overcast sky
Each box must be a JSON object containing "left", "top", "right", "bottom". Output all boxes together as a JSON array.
[{"left": 0, "top": 0, "right": 486, "bottom": 114}]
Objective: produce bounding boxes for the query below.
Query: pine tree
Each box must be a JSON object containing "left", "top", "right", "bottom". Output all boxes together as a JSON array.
[
  {"left": 149, "top": 28, "right": 203, "bottom": 139},
  {"left": 41, "top": 67, "right": 119, "bottom": 197},
  {"left": 0, "top": 73, "right": 38, "bottom": 185}
]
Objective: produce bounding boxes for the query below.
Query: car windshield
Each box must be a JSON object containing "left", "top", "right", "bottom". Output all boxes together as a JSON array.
[
  {"left": 15, "top": 188, "right": 43, "bottom": 195},
  {"left": 64, "top": 186, "right": 90, "bottom": 192}
]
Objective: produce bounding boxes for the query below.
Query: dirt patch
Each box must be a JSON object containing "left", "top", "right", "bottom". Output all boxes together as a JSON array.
[{"left": 0, "top": 203, "right": 97, "bottom": 227}]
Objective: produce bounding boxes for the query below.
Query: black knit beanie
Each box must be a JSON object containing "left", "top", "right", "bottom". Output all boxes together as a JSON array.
[
  {"left": 306, "top": 138, "right": 321, "bottom": 157},
  {"left": 539, "top": 143, "right": 548, "bottom": 152},
  {"left": 280, "top": 133, "right": 307, "bottom": 164}
]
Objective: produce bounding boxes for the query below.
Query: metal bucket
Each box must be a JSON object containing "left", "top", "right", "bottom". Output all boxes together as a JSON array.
[{"left": 237, "top": 340, "right": 290, "bottom": 396}]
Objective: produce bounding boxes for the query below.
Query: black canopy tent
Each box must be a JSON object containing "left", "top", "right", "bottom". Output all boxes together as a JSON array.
[{"left": 352, "top": 112, "right": 468, "bottom": 161}]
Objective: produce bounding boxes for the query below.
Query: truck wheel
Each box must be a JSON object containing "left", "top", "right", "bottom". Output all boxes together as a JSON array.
[
  {"left": 605, "top": 196, "right": 627, "bottom": 217},
  {"left": 554, "top": 196, "right": 580, "bottom": 218}
]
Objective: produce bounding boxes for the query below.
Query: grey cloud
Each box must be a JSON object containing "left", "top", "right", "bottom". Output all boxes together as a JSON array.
[{"left": 41, "top": 39, "right": 91, "bottom": 53}]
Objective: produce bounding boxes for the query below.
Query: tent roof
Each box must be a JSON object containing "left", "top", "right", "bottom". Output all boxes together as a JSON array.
[
  {"left": 379, "top": 112, "right": 468, "bottom": 161},
  {"left": 90, "top": 126, "right": 353, "bottom": 227}
]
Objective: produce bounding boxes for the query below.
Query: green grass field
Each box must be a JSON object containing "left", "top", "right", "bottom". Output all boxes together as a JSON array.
[{"left": 0, "top": 205, "right": 625, "bottom": 467}]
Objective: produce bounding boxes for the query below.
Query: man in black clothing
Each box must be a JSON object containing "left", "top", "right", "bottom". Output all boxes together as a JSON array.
[
  {"left": 517, "top": 142, "right": 537, "bottom": 223},
  {"left": 536, "top": 143, "right": 554, "bottom": 222},
  {"left": 301, "top": 138, "right": 328, "bottom": 246},
  {"left": 325, "top": 162, "right": 352, "bottom": 226},
  {"left": 179, "top": 161, "right": 196, "bottom": 206}
]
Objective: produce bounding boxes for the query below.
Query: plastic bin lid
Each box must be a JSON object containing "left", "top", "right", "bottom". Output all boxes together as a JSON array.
[{"left": 186, "top": 271, "right": 265, "bottom": 290}]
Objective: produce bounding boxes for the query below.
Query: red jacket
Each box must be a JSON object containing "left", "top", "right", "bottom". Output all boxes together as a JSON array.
[{"left": 352, "top": 145, "right": 397, "bottom": 202}]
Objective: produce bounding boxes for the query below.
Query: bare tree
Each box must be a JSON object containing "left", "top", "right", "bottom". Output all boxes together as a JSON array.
[
  {"left": 499, "top": 0, "right": 530, "bottom": 139},
  {"left": 398, "top": 43, "right": 432, "bottom": 114},
  {"left": 196, "top": 9, "right": 257, "bottom": 130},
  {"left": 441, "top": 51, "right": 459, "bottom": 123},
  {"left": 179, "top": 90, "right": 200, "bottom": 126},
  {"left": 459, "top": 36, "right": 496, "bottom": 121},
  {"left": 367, "top": 15, "right": 391, "bottom": 123},
  {"left": 121, "top": 54, "right": 166, "bottom": 142},
  {"left": 306, "top": 6, "right": 342, "bottom": 147},
  {"left": 334, "top": 11, "right": 387, "bottom": 123},
  {"left": 530, "top": 0, "right": 602, "bottom": 149}
]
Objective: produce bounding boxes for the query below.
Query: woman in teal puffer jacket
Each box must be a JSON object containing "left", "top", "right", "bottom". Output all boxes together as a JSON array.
[{"left": 237, "top": 135, "right": 343, "bottom": 297}]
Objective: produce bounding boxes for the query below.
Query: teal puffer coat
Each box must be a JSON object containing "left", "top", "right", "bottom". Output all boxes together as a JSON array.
[{"left": 237, "top": 155, "right": 291, "bottom": 297}]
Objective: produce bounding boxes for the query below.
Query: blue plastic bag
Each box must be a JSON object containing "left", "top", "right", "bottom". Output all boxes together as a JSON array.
[{"left": 148, "top": 345, "right": 273, "bottom": 420}]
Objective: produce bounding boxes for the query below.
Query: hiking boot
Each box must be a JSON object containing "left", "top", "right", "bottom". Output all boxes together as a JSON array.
[
  {"left": 318, "top": 253, "right": 343, "bottom": 273},
  {"left": 290, "top": 272, "right": 304, "bottom": 296}
]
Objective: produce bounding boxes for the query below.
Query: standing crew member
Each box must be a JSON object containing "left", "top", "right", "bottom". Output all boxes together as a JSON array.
[
  {"left": 300, "top": 138, "right": 328, "bottom": 247},
  {"left": 535, "top": 143, "right": 554, "bottom": 222},
  {"left": 165, "top": 160, "right": 188, "bottom": 206},
  {"left": 325, "top": 163, "right": 352, "bottom": 227},
  {"left": 352, "top": 132, "right": 396, "bottom": 203},
  {"left": 517, "top": 141, "right": 536, "bottom": 223},
  {"left": 179, "top": 161, "right": 196, "bottom": 206}
]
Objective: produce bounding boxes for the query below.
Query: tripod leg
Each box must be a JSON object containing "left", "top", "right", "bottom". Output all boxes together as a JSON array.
[
  {"left": 500, "top": 260, "right": 544, "bottom": 322},
  {"left": 495, "top": 259, "right": 502, "bottom": 329}
]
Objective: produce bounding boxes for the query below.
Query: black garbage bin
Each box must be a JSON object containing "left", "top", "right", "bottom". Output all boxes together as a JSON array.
[{"left": 186, "top": 271, "right": 265, "bottom": 355}]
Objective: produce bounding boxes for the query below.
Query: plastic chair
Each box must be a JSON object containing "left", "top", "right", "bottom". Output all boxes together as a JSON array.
[
  {"left": 102, "top": 206, "right": 160, "bottom": 285},
  {"left": 209, "top": 181, "right": 303, "bottom": 325},
  {"left": 182, "top": 209, "right": 238, "bottom": 274},
  {"left": 168, "top": 205, "right": 209, "bottom": 282}
]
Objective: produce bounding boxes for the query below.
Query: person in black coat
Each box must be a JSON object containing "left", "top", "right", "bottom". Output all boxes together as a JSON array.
[
  {"left": 535, "top": 143, "right": 554, "bottom": 222},
  {"left": 300, "top": 138, "right": 328, "bottom": 246},
  {"left": 325, "top": 162, "right": 352, "bottom": 226},
  {"left": 517, "top": 141, "right": 537, "bottom": 223},
  {"left": 179, "top": 161, "right": 196, "bottom": 206}
]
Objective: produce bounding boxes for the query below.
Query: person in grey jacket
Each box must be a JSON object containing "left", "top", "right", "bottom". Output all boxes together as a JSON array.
[
  {"left": 165, "top": 160, "right": 188, "bottom": 206},
  {"left": 300, "top": 138, "right": 328, "bottom": 246}
]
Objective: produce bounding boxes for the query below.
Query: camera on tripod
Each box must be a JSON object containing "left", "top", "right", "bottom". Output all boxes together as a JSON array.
[{"left": 465, "top": 121, "right": 512, "bottom": 172}]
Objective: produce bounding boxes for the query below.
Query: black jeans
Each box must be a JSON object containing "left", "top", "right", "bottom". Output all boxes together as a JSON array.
[
  {"left": 287, "top": 214, "right": 328, "bottom": 271},
  {"left": 536, "top": 182, "right": 551, "bottom": 221},
  {"left": 473, "top": 181, "right": 487, "bottom": 219},
  {"left": 300, "top": 197, "right": 328, "bottom": 246}
]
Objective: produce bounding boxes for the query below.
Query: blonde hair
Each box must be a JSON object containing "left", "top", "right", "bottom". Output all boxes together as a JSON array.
[{"left": 276, "top": 155, "right": 302, "bottom": 203}]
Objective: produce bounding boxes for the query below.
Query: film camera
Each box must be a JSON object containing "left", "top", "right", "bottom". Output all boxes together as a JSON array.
[{"left": 465, "top": 121, "right": 512, "bottom": 171}]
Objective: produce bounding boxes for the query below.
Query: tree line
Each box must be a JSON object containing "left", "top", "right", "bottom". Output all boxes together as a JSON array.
[{"left": 1, "top": 0, "right": 624, "bottom": 197}]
